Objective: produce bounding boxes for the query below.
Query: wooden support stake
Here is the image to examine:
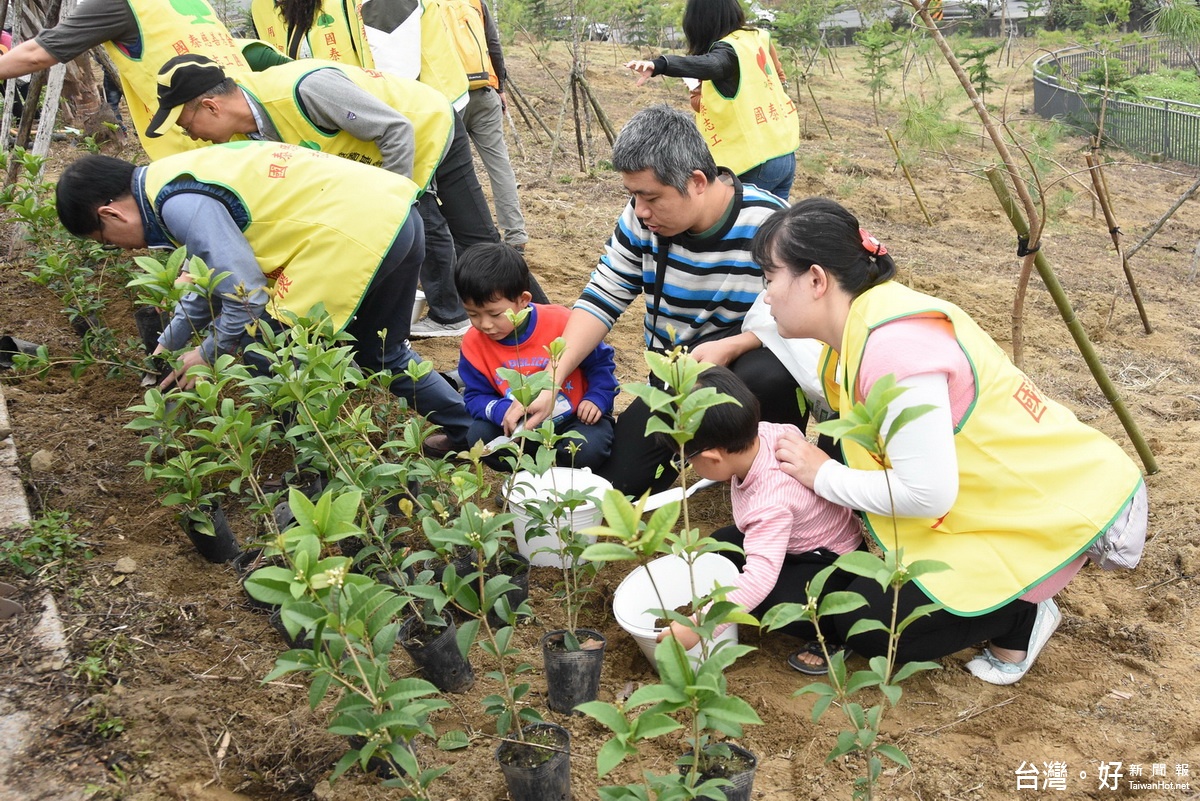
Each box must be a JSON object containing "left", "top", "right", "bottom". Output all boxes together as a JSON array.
[
  {"left": 886, "top": 127, "right": 934, "bottom": 226},
  {"left": 1085, "top": 154, "right": 1152, "bottom": 334},
  {"left": 1126, "top": 173, "right": 1200, "bottom": 260},
  {"left": 986, "top": 167, "right": 1158, "bottom": 475}
]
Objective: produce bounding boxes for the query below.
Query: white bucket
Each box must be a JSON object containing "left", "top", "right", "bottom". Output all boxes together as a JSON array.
[
  {"left": 612, "top": 553, "right": 741, "bottom": 672},
  {"left": 505, "top": 467, "right": 613, "bottom": 567},
  {"left": 410, "top": 290, "right": 427, "bottom": 326}
]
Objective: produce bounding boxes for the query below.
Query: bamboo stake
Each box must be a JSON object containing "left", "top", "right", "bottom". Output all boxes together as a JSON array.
[
  {"left": 576, "top": 72, "right": 615, "bottom": 145},
  {"left": 885, "top": 128, "right": 934, "bottom": 226},
  {"left": 805, "top": 76, "right": 833, "bottom": 141},
  {"left": 906, "top": 0, "right": 1044, "bottom": 361},
  {"left": 1126, "top": 174, "right": 1200, "bottom": 260},
  {"left": 986, "top": 167, "right": 1158, "bottom": 475},
  {"left": 1084, "top": 154, "right": 1152, "bottom": 333},
  {"left": 506, "top": 77, "right": 551, "bottom": 140}
]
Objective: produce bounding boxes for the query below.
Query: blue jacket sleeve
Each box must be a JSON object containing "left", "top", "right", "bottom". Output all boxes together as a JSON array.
[
  {"left": 458, "top": 350, "right": 513, "bottom": 425},
  {"left": 578, "top": 340, "right": 618, "bottom": 413}
]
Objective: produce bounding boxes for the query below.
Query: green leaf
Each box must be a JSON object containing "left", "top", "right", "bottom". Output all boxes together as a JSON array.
[
  {"left": 629, "top": 711, "right": 680, "bottom": 740},
  {"left": 905, "top": 560, "right": 951, "bottom": 579},
  {"left": 437, "top": 730, "right": 471, "bottom": 751},
  {"left": 816, "top": 590, "right": 869, "bottom": 616},
  {"left": 892, "top": 660, "right": 942, "bottom": 683},
  {"left": 833, "top": 550, "right": 888, "bottom": 578},
  {"left": 596, "top": 737, "right": 636, "bottom": 778},
  {"left": 875, "top": 742, "right": 911, "bottom": 769},
  {"left": 760, "top": 602, "right": 813, "bottom": 631},
  {"left": 576, "top": 702, "right": 629, "bottom": 733},
  {"left": 845, "top": 618, "right": 890, "bottom": 639},
  {"left": 579, "top": 542, "right": 636, "bottom": 563}
]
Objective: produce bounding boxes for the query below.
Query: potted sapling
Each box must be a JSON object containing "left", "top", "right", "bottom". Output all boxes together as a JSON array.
[{"left": 579, "top": 348, "right": 763, "bottom": 801}]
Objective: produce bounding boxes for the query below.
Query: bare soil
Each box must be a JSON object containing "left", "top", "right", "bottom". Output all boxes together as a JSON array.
[{"left": 2, "top": 36, "right": 1199, "bottom": 801}]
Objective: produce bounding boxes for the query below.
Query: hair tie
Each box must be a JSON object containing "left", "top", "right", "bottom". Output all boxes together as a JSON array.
[{"left": 859, "top": 228, "right": 887, "bottom": 259}]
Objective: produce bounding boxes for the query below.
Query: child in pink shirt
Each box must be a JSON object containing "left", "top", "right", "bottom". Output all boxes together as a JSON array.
[{"left": 661, "top": 365, "right": 863, "bottom": 673}]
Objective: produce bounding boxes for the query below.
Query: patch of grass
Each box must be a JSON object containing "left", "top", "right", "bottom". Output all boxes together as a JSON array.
[
  {"left": 0, "top": 510, "right": 94, "bottom": 575},
  {"left": 1126, "top": 69, "right": 1200, "bottom": 104}
]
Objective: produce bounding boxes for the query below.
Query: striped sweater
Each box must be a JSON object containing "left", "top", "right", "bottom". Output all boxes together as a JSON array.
[{"left": 575, "top": 172, "right": 787, "bottom": 350}]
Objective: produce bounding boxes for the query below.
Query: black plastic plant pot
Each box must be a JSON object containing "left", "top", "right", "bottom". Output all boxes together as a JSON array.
[
  {"left": 541, "top": 628, "right": 606, "bottom": 715},
  {"left": 133, "top": 306, "right": 166, "bottom": 353},
  {"left": 423, "top": 547, "right": 478, "bottom": 583},
  {"left": 269, "top": 607, "right": 313, "bottom": 650},
  {"left": 346, "top": 735, "right": 416, "bottom": 779},
  {"left": 179, "top": 505, "right": 240, "bottom": 563},
  {"left": 0, "top": 336, "right": 41, "bottom": 369},
  {"left": 398, "top": 614, "right": 475, "bottom": 694},
  {"left": 487, "top": 551, "right": 531, "bottom": 628},
  {"left": 495, "top": 722, "right": 571, "bottom": 801},
  {"left": 679, "top": 743, "right": 758, "bottom": 801},
  {"left": 234, "top": 549, "right": 278, "bottom": 612}
]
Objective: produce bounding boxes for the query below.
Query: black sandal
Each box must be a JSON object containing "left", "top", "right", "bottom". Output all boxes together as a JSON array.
[{"left": 787, "top": 641, "right": 842, "bottom": 675}]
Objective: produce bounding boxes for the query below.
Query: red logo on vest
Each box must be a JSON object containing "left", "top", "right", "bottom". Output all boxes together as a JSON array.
[{"left": 1013, "top": 379, "right": 1046, "bottom": 422}]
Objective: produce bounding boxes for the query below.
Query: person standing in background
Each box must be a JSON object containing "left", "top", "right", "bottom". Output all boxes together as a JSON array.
[
  {"left": 624, "top": 0, "right": 799, "bottom": 200},
  {"left": 446, "top": 0, "right": 529, "bottom": 251}
]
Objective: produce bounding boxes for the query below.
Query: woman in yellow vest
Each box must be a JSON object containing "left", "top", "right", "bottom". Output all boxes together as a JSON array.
[
  {"left": 755, "top": 198, "right": 1147, "bottom": 684},
  {"left": 250, "top": 0, "right": 375, "bottom": 67},
  {"left": 624, "top": 0, "right": 799, "bottom": 199}
]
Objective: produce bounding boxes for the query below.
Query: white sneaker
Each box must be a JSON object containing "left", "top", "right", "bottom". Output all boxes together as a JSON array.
[
  {"left": 409, "top": 317, "right": 470, "bottom": 338},
  {"left": 966, "top": 598, "right": 1062, "bottom": 686}
]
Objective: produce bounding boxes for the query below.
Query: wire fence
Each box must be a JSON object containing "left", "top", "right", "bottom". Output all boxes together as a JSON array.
[{"left": 1033, "top": 38, "right": 1200, "bottom": 166}]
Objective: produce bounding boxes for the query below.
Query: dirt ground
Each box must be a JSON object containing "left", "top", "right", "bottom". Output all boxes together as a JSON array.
[{"left": 1, "top": 34, "right": 1199, "bottom": 801}]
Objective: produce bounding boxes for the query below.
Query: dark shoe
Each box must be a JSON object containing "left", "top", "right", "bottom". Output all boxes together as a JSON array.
[
  {"left": 787, "top": 641, "right": 843, "bottom": 676},
  {"left": 421, "top": 433, "right": 454, "bottom": 459}
]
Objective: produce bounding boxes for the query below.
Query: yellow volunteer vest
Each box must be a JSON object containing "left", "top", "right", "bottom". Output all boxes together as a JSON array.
[
  {"left": 441, "top": 0, "right": 495, "bottom": 90},
  {"left": 696, "top": 29, "right": 799, "bottom": 177},
  {"left": 824, "top": 281, "right": 1142, "bottom": 615},
  {"left": 104, "top": 0, "right": 249, "bottom": 159},
  {"left": 143, "top": 141, "right": 418, "bottom": 331},
  {"left": 250, "top": 0, "right": 375, "bottom": 67},
  {"left": 233, "top": 61, "right": 453, "bottom": 192},
  {"left": 418, "top": 0, "right": 470, "bottom": 108}
]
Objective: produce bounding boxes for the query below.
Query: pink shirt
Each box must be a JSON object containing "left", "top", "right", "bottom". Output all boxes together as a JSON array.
[
  {"left": 858, "top": 317, "right": 1085, "bottom": 602},
  {"left": 726, "top": 422, "right": 863, "bottom": 613}
]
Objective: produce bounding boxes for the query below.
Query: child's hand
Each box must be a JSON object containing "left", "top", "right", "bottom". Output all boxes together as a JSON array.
[
  {"left": 501, "top": 401, "right": 525, "bottom": 435},
  {"left": 576, "top": 399, "right": 602, "bottom": 425},
  {"left": 656, "top": 620, "right": 700, "bottom": 651}
]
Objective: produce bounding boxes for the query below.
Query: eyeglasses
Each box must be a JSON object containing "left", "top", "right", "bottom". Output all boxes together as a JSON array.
[{"left": 177, "top": 103, "right": 198, "bottom": 136}]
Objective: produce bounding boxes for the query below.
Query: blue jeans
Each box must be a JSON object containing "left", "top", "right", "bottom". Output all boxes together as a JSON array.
[
  {"left": 739, "top": 152, "right": 796, "bottom": 201},
  {"left": 344, "top": 212, "right": 472, "bottom": 447}
]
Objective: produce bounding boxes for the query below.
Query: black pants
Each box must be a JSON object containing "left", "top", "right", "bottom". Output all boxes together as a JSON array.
[
  {"left": 596, "top": 346, "right": 805, "bottom": 497},
  {"left": 711, "top": 526, "right": 856, "bottom": 641},
  {"left": 829, "top": 574, "right": 1038, "bottom": 663}
]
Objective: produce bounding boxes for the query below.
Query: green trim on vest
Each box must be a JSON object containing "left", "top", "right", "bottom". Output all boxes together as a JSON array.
[
  {"left": 232, "top": 61, "right": 452, "bottom": 192},
  {"left": 143, "top": 142, "right": 417, "bottom": 332},
  {"left": 105, "top": 0, "right": 248, "bottom": 159},
  {"left": 828, "top": 281, "right": 1143, "bottom": 615}
]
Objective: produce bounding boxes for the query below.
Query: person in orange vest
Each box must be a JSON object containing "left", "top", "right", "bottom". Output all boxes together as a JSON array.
[{"left": 624, "top": 0, "right": 799, "bottom": 200}]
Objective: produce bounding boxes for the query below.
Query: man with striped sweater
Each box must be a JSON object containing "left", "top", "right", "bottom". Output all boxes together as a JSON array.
[{"left": 523, "top": 104, "right": 804, "bottom": 496}]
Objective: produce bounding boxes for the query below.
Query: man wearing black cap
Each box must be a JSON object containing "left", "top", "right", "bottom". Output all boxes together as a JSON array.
[
  {"left": 54, "top": 143, "right": 472, "bottom": 452},
  {"left": 149, "top": 53, "right": 550, "bottom": 338}
]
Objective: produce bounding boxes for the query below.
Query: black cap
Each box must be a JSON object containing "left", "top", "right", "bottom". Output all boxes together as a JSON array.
[{"left": 146, "top": 54, "right": 227, "bottom": 138}]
